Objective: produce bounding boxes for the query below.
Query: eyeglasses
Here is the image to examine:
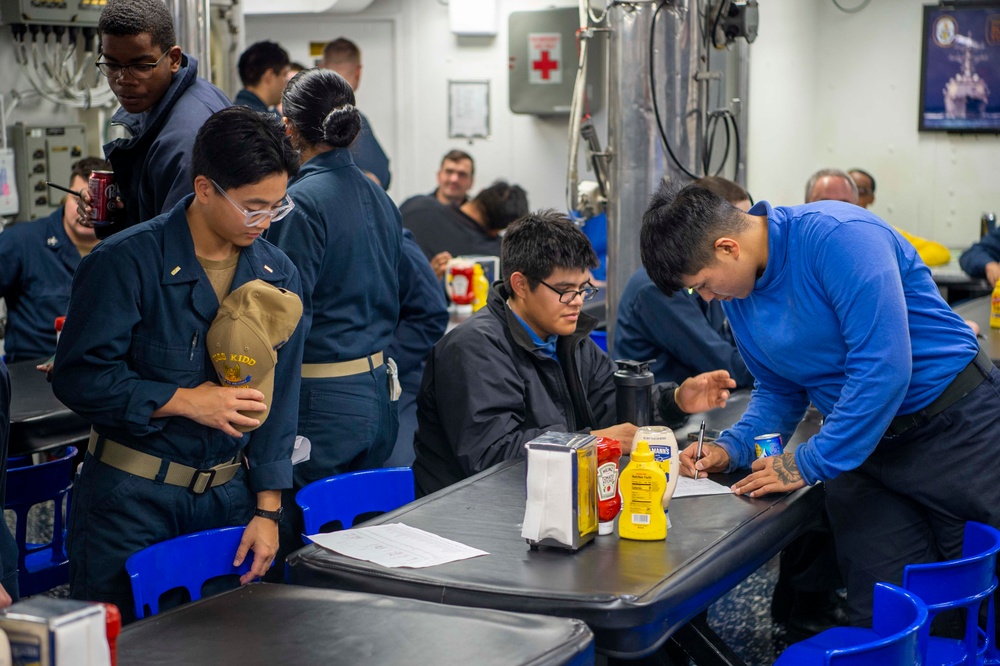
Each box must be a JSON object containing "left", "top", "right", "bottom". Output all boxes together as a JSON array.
[
  {"left": 96, "top": 51, "right": 170, "bottom": 80},
  {"left": 211, "top": 179, "right": 295, "bottom": 228},
  {"left": 539, "top": 279, "right": 599, "bottom": 304}
]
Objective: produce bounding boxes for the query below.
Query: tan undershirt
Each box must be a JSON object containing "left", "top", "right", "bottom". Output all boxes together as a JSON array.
[{"left": 197, "top": 252, "right": 240, "bottom": 304}]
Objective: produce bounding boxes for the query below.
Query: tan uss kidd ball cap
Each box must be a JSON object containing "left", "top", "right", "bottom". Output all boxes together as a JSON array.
[{"left": 207, "top": 279, "right": 303, "bottom": 433}]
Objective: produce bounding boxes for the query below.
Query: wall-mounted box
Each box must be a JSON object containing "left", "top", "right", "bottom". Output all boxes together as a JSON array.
[{"left": 509, "top": 7, "right": 605, "bottom": 116}]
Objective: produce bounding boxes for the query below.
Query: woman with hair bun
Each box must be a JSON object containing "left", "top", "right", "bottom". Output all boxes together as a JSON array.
[{"left": 267, "top": 68, "right": 402, "bottom": 553}]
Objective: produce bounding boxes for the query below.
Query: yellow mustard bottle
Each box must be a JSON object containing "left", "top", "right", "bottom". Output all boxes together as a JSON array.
[
  {"left": 618, "top": 440, "right": 667, "bottom": 541},
  {"left": 991, "top": 280, "right": 1000, "bottom": 329},
  {"left": 472, "top": 263, "right": 489, "bottom": 312}
]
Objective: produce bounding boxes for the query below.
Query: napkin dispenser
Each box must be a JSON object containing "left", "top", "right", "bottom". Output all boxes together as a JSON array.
[
  {"left": 521, "top": 432, "right": 598, "bottom": 551},
  {"left": 0, "top": 597, "right": 110, "bottom": 666}
]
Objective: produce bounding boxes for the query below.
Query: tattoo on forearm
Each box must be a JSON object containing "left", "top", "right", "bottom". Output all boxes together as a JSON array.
[{"left": 773, "top": 452, "right": 802, "bottom": 485}]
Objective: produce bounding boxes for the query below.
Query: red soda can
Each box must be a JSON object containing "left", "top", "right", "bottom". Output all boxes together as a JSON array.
[{"left": 88, "top": 170, "right": 118, "bottom": 225}]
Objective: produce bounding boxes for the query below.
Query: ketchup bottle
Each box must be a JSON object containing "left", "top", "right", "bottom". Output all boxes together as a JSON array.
[
  {"left": 100, "top": 603, "right": 121, "bottom": 666},
  {"left": 450, "top": 262, "right": 475, "bottom": 307},
  {"left": 596, "top": 437, "right": 622, "bottom": 535}
]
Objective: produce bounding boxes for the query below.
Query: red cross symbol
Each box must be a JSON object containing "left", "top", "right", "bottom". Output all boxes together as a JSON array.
[{"left": 532, "top": 50, "right": 558, "bottom": 80}]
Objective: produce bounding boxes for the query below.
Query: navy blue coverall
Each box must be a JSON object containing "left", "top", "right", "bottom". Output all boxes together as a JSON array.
[
  {"left": 266, "top": 148, "right": 400, "bottom": 562},
  {"left": 0, "top": 360, "right": 20, "bottom": 602},
  {"left": 99, "top": 54, "right": 230, "bottom": 237},
  {"left": 0, "top": 207, "right": 81, "bottom": 362},
  {"left": 53, "top": 197, "right": 304, "bottom": 621},
  {"left": 614, "top": 267, "right": 754, "bottom": 388},
  {"left": 384, "top": 229, "right": 448, "bottom": 467}
]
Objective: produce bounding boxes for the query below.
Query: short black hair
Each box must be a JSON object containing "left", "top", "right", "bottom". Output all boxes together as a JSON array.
[
  {"left": 640, "top": 181, "right": 751, "bottom": 295},
  {"left": 70, "top": 156, "right": 111, "bottom": 184},
  {"left": 474, "top": 181, "right": 528, "bottom": 232},
  {"left": 238, "top": 41, "right": 290, "bottom": 87},
  {"left": 441, "top": 149, "right": 474, "bottom": 174},
  {"left": 848, "top": 168, "right": 876, "bottom": 194},
  {"left": 282, "top": 68, "right": 361, "bottom": 149},
  {"left": 191, "top": 107, "right": 298, "bottom": 190},
  {"left": 502, "top": 210, "right": 599, "bottom": 293},
  {"left": 98, "top": 0, "right": 176, "bottom": 54}
]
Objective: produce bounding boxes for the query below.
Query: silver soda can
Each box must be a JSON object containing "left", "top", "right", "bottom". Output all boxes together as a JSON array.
[{"left": 754, "top": 433, "right": 783, "bottom": 459}]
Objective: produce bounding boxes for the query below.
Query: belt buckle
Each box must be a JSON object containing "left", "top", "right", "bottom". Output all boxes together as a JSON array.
[{"left": 188, "top": 468, "right": 217, "bottom": 494}]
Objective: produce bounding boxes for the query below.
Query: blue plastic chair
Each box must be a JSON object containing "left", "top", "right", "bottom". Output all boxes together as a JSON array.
[
  {"left": 125, "top": 526, "right": 254, "bottom": 619},
  {"left": 774, "top": 582, "right": 929, "bottom": 665},
  {"left": 589, "top": 330, "right": 608, "bottom": 353},
  {"left": 902, "top": 521, "right": 1000, "bottom": 666},
  {"left": 4, "top": 446, "right": 78, "bottom": 597},
  {"left": 296, "top": 467, "right": 415, "bottom": 535}
]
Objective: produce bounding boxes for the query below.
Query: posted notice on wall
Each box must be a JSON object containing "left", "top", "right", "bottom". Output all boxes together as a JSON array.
[
  {"left": 309, "top": 523, "right": 489, "bottom": 568},
  {"left": 448, "top": 80, "right": 490, "bottom": 139}
]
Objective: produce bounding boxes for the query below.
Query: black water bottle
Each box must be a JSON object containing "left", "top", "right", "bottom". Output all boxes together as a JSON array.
[{"left": 614, "top": 359, "right": 655, "bottom": 426}]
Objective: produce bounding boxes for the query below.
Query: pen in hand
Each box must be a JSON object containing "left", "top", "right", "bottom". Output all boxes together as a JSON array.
[
  {"left": 695, "top": 420, "right": 706, "bottom": 480},
  {"left": 45, "top": 182, "right": 84, "bottom": 198}
]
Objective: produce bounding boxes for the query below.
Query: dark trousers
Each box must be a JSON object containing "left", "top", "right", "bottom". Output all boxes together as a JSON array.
[
  {"left": 271, "top": 368, "right": 399, "bottom": 579},
  {"left": 292, "top": 369, "right": 398, "bottom": 489},
  {"left": 826, "top": 363, "right": 1000, "bottom": 627},
  {"left": 772, "top": 508, "right": 842, "bottom": 621},
  {"left": 67, "top": 456, "right": 253, "bottom": 623}
]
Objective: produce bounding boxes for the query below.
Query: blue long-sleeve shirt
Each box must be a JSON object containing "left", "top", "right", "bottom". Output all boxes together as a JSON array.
[
  {"left": 717, "top": 200, "right": 977, "bottom": 484},
  {"left": 614, "top": 267, "right": 754, "bottom": 388},
  {"left": 53, "top": 196, "right": 304, "bottom": 492},
  {"left": 959, "top": 228, "right": 1000, "bottom": 279}
]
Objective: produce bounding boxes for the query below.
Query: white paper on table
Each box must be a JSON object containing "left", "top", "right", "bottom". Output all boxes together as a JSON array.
[
  {"left": 672, "top": 475, "right": 733, "bottom": 498},
  {"left": 308, "top": 523, "right": 488, "bottom": 568}
]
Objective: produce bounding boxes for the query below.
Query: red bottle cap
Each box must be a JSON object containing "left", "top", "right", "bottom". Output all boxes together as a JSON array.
[{"left": 98, "top": 602, "right": 121, "bottom": 666}]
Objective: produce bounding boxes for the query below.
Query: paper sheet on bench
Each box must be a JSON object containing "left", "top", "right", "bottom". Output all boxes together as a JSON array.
[
  {"left": 309, "top": 523, "right": 489, "bottom": 568},
  {"left": 672, "top": 475, "right": 733, "bottom": 498}
]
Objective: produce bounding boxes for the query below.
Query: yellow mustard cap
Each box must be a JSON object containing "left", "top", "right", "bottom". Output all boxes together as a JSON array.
[{"left": 631, "top": 440, "right": 654, "bottom": 462}]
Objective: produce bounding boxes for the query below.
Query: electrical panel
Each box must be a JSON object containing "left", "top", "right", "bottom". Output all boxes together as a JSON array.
[
  {"left": 508, "top": 7, "right": 605, "bottom": 116},
  {"left": 0, "top": 0, "right": 105, "bottom": 27},
  {"left": 8, "top": 124, "right": 86, "bottom": 222}
]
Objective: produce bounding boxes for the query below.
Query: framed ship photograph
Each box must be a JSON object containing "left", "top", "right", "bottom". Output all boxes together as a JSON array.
[{"left": 919, "top": 3, "right": 1000, "bottom": 133}]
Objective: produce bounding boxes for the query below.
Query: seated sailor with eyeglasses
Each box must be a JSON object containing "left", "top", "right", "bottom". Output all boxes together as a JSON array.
[
  {"left": 412, "top": 211, "right": 737, "bottom": 497},
  {"left": 79, "top": 0, "right": 231, "bottom": 239}
]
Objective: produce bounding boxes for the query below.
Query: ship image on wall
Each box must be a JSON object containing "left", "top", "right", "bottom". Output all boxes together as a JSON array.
[
  {"left": 943, "top": 34, "right": 990, "bottom": 118},
  {"left": 919, "top": 5, "right": 1000, "bottom": 133}
]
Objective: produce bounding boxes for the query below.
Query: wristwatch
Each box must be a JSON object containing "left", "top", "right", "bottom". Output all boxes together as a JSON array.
[{"left": 254, "top": 507, "right": 284, "bottom": 523}]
